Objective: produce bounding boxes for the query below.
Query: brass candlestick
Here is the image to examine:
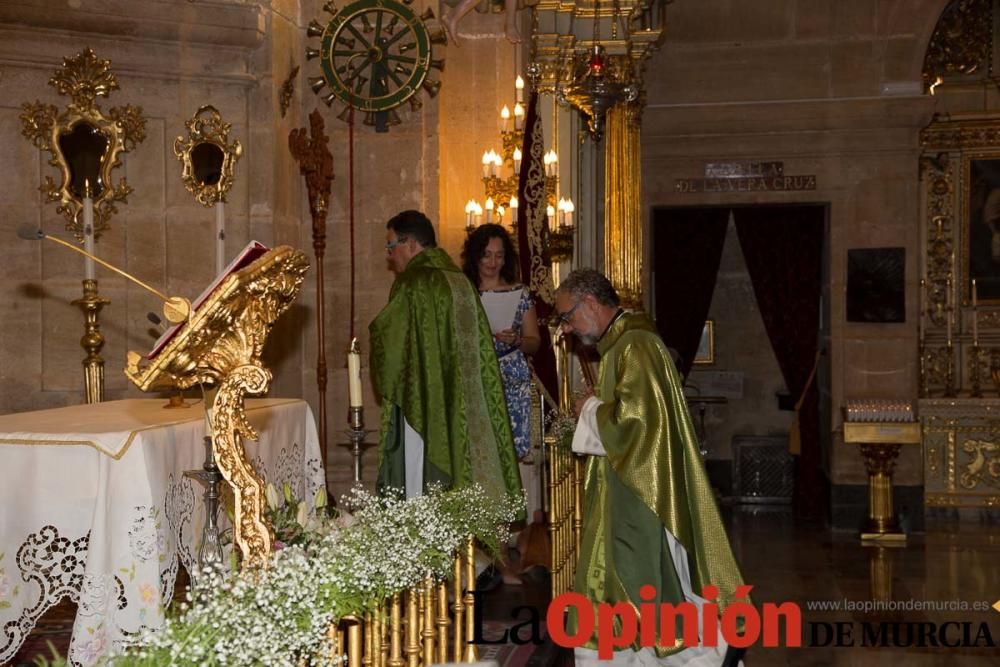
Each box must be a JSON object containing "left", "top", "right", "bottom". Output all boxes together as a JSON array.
[
  {"left": 943, "top": 341, "right": 956, "bottom": 397},
  {"left": 970, "top": 343, "right": 983, "bottom": 397},
  {"left": 72, "top": 278, "right": 109, "bottom": 404},
  {"left": 342, "top": 406, "right": 374, "bottom": 483},
  {"left": 184, "top": 435, "right": 225, "bottom": 571}
]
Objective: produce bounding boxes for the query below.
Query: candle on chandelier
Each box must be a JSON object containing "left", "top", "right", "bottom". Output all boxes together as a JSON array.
[
  {"left": 513, "top": 103, "right": 524, "bottom": 131},
  {"left": 515, "top": 75, "right": 525, "bottom": 104},
  {"left": 474, "top": 202, "right": 483, "bottom": 226},
  {"left": 493, "top": 151, "right": 503, "bottom": 177},
  {"left": 564, "top": 198, "right": 575, "bottom": 226},
  {"left": 546, "top": 204, "right": 556, "bottom": 231},
  {"left": 485, "top": 197, "right": 494, "bottom": 224},
  {"left": 465, "top": 200, "right": 477, "bottom": 228},
  {"left": 509, "top": 196, "right": 518, "bottom": 213},
  {"left": 501, "top": 105, "right": 510, "bottom": 132},
  {"left": 513, "top": 147, "right": 522, "bottom": 174},
  {"left": 482, "top": 151, "right": 491, "bottom": 178},
  {"left": 497, "top": 205, "right": 505, "bottom": 221}
]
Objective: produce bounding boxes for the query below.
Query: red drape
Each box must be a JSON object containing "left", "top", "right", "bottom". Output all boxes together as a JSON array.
[
  {"left": 733, "top": 205, "right": 825, "bottom": 518},
  {"left": 650, "top": 207, "right": 730, "bottom": 377},
  {"left": 515, "top": 91, "right": 558, "bottom": 402}
]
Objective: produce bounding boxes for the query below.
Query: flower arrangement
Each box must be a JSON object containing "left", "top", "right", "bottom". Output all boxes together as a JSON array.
[{"left": 116, "top": 484, "right": 523, "bottom": 666}]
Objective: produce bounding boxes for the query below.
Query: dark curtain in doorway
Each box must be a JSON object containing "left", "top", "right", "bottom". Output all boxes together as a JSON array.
[
  {"left": 650, "top": 207, "right": 730, "bottom": 377},
  {"left": 734, "top": 206, "right": 825, "bottom": 518}
]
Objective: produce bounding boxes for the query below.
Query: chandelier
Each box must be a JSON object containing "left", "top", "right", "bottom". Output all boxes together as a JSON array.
[
  {"left": 529, "top": 0, "right": 668, "bottom": 141},
  {"left": 463, "top": 76, "right": 575, "bottom": 262}
]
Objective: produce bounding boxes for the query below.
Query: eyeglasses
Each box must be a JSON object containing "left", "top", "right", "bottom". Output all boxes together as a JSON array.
[
  {"left": 554, "top": 301, "right": 582, "bottom": 326},
  {"left": 385, "top": 236, "right": 409, "bottom": 253}
]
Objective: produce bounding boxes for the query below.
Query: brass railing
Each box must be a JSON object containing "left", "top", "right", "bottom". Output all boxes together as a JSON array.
[{"left": 323, "top": 537, "right": 480, "bottom": 666}]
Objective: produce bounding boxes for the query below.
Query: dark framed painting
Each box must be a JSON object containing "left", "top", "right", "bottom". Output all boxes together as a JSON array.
[
  {"left": 963, "top": 156, "right": 1000, "bottom": 304},
  {"left": 846, "top": 248, "right": 905, "bottom": 323}
]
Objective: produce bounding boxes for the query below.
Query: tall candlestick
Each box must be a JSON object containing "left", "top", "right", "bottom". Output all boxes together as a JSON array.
[
  {"left": 973, "top": 278, "right": 979, "bottom": 345},
  {"left": 215, "top": 201, "right": 226, "bottom": 275},
  {"left": 919, "top": 278, "right": 926, "bottom": 345},
  {"left": 348, "top": 338, "right": 363, "bottom": 408},
  {"left": 946, "top": 278, "right": 953, "bottom": 344},
  {"left": 83, "top": 180, "right": 95, "bottom": 281}
]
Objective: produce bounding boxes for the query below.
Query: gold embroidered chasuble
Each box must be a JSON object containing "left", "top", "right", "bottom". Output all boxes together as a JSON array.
[{"left": 571, "top": 312, "right": 747, "bottom": 656}]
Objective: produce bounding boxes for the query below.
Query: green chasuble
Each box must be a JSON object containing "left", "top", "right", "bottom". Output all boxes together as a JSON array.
[
  {"left": 571, "top": 312, "right": 746, "bottom": 656},
  {"left": 369, "top": 248, "right": 523, "bottom": 512}
]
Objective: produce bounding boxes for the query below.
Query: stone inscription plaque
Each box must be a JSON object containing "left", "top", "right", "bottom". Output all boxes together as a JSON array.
[{"left": 674, "top": 175, "right": 817, "bottom": 193}]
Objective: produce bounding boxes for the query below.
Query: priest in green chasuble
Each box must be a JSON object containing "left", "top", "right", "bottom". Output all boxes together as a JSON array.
[
  {"left": 369, "top": 210, "right": 523, "bottom": 512},
  {"left": 555, "top": 269, "right": 748, "bottom": 666}
]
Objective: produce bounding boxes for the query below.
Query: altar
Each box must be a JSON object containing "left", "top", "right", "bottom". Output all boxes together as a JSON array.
[{"left": 0, "top": 398, "right": 325, "bottom": 666}]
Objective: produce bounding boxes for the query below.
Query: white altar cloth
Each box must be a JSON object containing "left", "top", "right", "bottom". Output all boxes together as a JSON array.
[{"left": 0, "top": 398, "right": 325, "bottom": 666}]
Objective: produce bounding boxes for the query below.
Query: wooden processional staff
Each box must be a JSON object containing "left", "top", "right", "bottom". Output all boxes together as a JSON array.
[{"left": 289, "top": 110, "right": 334, "bottom": 472}]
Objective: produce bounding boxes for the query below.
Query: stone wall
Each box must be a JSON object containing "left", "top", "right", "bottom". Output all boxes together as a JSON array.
[
  {"left": 640, "top": 0, "right": 952, "bottom": 496},
  {"left": 0, "top": 0, "right": 527, "bottom": 498}
]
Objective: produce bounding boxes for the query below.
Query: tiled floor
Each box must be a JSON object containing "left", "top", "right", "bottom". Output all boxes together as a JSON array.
[
  {"left": 11, "top": 507, "right": 1000, "bottom": 665},
  {"left": 724, "top": 506, "right": 1000, "bottom": 665}
]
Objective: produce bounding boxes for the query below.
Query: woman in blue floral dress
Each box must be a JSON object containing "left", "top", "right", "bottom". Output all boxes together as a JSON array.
[{"left": 461, "top": 224, "right": 540, "bottom": 459}]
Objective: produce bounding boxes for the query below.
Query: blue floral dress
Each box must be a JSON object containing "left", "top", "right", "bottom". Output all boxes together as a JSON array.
[{"left": 481, "top": 287, "right": 533, "bottom": 459}]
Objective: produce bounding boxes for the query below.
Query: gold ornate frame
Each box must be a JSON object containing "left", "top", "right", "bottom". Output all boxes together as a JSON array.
[
  {"left": 961, "top": 152, "right": 1000, "bottom": 306},
  {"left": 19, "top": 48, "right": 146, "bottom": 240},
  {"left": 174, "top": 105, "right": 243, "bottom": 207}
]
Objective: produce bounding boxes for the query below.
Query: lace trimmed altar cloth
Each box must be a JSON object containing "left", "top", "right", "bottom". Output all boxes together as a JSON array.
[{"left": 0, "top": 398, "right": 325, "bottom": 666}]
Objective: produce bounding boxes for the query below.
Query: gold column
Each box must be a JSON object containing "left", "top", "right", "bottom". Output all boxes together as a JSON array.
[
  {"left": 603, "top": 103, "right": 643, "bottom": 309},
  {"left": 72, "top": 279, "right": 109, "bottom": 404},
  {"left": 463, "top": 537, "right": 479, "bottom": 663}
]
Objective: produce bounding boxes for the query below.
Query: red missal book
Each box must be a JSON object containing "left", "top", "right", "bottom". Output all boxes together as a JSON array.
[{"left": 147, "top": 240, "right": 270, "bottom": 359}]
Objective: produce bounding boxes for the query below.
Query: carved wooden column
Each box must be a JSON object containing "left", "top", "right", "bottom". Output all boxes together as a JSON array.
[{"left": 289, "top": 110, "right": 334, "bottom": 474}]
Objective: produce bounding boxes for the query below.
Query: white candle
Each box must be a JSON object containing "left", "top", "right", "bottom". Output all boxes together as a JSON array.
[
  {"left": 485, "top": 197, "right": 494, "bottom": 224},
  {"left": 215, "top": 200, "right": 226, "bottom": 275},
  {"left": 82, "top": 190, "right": 95, "bottom": 281},
  {"left": 501, "top": 105, "right": 510, "bottom": 132},
  {"left": 973, "top": 279, "right": 979, "bottom": 345},
  {"left": 481, "top": 152, "right": 491, "bottom": 178},
  {"left": 513, "top": 103, "right": 524, "bottom": 131},
  {"left": 348, "top": 339, "right": 363, "bottom": 408},
  {"left": 513, "top": 148, "right": 522, "bottom": 174},
  {"left": 546, "top": 205, "right": 556, "bottom": 231},
  {"left": 515, "top": 75, "right": 524, "bottom": 104},
  {"left": 565, "top": 198, "right": 574, "bottom": 226}
]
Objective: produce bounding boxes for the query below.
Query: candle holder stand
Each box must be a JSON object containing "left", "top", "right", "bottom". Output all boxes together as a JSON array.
[
  {"left": 72, "top": 278, "right": 110, "bottom": 404},
  {"left": 184, "top": 435, "right": 225, "bottom": 573},
  {"left": 341, "top": 406, "right": 374, "bottom": 484}
]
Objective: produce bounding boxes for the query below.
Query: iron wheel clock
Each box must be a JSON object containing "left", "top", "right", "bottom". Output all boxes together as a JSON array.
[{"left": 307, "top": 0, "right": 446, "bottom": 132}]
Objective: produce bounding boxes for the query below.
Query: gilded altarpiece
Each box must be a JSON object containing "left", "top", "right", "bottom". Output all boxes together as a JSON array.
[{"left": 919, "top": 114, "right": 1000, "bottom": 509}]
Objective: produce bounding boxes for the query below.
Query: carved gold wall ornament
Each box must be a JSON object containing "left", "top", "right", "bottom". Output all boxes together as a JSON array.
[
  {"left": 174, "top": 105, "right": 243, "bottom": 207},
  {"left": 279, "top": 65, "right": 299, "bottom": 119},
  {"left": 922, "top": 0, "right": 992, "bottom": 91},
  {"left": 19, "top": 48, "right": 146, "bottom": 240},
  {"left": 125, "top": 246, "right": 310, "bottom": 569},
  {"left": 960, "top": 438, "right": 1000, "bottom": 489}
]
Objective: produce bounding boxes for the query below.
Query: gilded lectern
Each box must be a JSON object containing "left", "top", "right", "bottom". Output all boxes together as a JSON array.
[{"left": 125, "top": 246, "right": 309, "bottom": 569}]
